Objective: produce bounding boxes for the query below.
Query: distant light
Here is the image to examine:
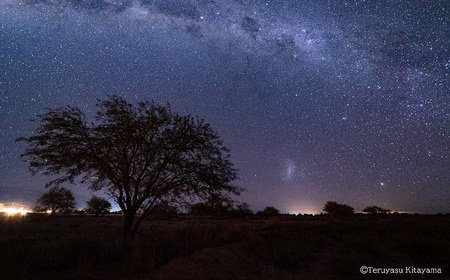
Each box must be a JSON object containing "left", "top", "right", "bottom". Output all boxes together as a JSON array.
[
  {"left": 0, "top": 206, "right": 29, "bottom": 216},
  {"left": 287, "top": 204, "right": 321, "bottom": 215}
]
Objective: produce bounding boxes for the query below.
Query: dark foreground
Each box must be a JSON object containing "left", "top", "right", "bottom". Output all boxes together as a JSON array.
[{"left": 0, "top": 214, "right": 449, "bottom": 280}]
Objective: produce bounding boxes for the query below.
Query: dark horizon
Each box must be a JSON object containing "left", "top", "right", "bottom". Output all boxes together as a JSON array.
[{"left": 1, "top": 0, "right": 449, "bottom": 214}]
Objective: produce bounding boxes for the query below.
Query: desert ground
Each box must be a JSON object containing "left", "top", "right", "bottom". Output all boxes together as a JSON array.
[{"left": 1, "top": 214, "right": 449, "bottom": 280}]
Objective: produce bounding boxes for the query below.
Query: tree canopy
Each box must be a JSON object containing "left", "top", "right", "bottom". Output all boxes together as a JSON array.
[
  {"left": 256, "top": 206, "right": 280, "bottom": 216},
  {"left": 86, "top": 196, "right": 112, "bottom": 216},
  {"left": 362, "top": 206, "right": 391, "bottom": 214},
  {"left": 323, "top": 201, "right": 354, "bottom": 217},
  {"left": 19, "top": 96, "right": 240, "bottom": 233},
  {"left": 188, "top": 197, "right": 252, "bottom": 217},
  {"left": 35, "top": 187, "right": 75, "bottom": 215}
]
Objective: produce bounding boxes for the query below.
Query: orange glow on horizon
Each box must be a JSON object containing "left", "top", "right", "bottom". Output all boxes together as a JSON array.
[
  {"left": 0, "top": 203, "right": 30, "bottom": 216},
  {"left": 287, "top": 204, "right": 321, "bottom": 215}
]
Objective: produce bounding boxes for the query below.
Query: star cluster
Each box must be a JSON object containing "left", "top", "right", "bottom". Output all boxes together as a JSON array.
[{"left": 0, "top": 0, "right": 449, "bottom": 213}]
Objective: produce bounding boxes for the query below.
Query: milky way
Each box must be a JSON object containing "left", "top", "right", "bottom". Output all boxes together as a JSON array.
[{"left": 0, "top": 0, "right": 449, "bottom": 213}]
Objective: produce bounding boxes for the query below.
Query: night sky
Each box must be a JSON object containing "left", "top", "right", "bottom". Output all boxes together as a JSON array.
[{"left": 1, "top": 0, "right": 449, "bottom": 214}]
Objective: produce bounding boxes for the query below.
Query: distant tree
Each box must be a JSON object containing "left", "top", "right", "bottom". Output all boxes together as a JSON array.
[
  {"left": 36, "top": 187, "right": 75, "bottom": 215},
  {"left": 19, "top": 96, "right": 240, "bottom": 234},
  {"left": 188, "top": 199, "right": 252, "bottom": 217},
  {"left": 189, "top": 202, "right": 211, "bottom": 216},
  {"left": 362, "top": 206, "right": 391, "bottom": 214},
  {"left": 86, "top": 196, "right": 112, "bottom": 216},
  {"left": 323, "top": 201, "right": 354, "bottom": 217},
  {"left": 148, "top": 203, "right": 179, "bottom": 220},
  {"left": 73, "top": 209, "right": 86, "bottom": 216},
  {"left": 188, "top": 195, "right": 233, "bottom": 216},
  {"left": 256, "top": 206, "right": 280, "bottom": 216},
  {"left": 231, "top": 202, "right": 253, "bottom": 217},
  {"left": 210, "top": 195, "right": 237, "bottom": 216}
]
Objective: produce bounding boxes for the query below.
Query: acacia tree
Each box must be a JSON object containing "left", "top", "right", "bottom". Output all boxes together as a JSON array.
[
  {"left": 86, "top": 196, "right": 112, "bottom": 216},
  {"left": 19, "top": 96, "right": 239, "bottom": 233},
  {"left": 362, "top": 206, "right": 391, "bottom": 214},
  {"left": 323, "top": 201, "right": 354, "bottom": 217},
  {"left": 256, "top": 206, "right": 280, "bottom": 216},
  {"left": 36, "top": 187, "right": 75, "bottom": 215}
]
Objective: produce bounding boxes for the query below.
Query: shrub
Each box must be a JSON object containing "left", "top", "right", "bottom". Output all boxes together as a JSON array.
[
  {"left": 323, "top": 201, "right": 354, "bottom": 217},
  {"left": 256, "top": 206, "right": 280, "bottom": 217}
]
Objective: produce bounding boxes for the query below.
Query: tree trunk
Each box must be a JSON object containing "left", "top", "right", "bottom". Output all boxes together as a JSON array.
[{"left": 123, "top": 212, "right": 135, "bottom": 234}]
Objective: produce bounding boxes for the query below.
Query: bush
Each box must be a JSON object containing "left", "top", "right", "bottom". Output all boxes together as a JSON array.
[
  {"left": 362, "top": 206, "right": 390, "bottom": 214},
  {"left": 323, "top": 201, "right": 354, "bottom": 217},
  {"left": 86, "top": 196, "right": 112, "bottom": 216},
  {"left": 256, "top": 206, "right": 280, "bottom": 217},
  {"left": 147, "top": 204, "right": 178, "bottom": 220}
]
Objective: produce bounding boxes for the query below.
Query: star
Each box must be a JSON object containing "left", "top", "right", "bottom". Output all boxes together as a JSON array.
[{"left": 0, "top": 0, "right": 448, "bottom": 214}]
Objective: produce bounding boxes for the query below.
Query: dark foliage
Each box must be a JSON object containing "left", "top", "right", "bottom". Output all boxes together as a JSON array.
[
  {"left": 323, "top": 201, "right": 354, "bottom": 217},
  {"left": 189, "top": 197, "right": 253, "bottom": 217},
  {"left": 193, "top": 195, "right": 235, "bottom": 217},
  {"left": 35, "top": 187, "right": 75, "bottom": 215},
  {"left": 147, "top": 203, "right": 179, "bottom": 220},
  {"left": 86, "top": 196, "right": 112, "bottom": 216},
  {"left": 256, "top": 206, "right": 280, "bottom": 217},
  {"left": 73, "top": 209, "right": 86, "bottom": 216},
  {"left": 189, "top": 202, "right": 211, "bottom": 216},
  {"left": 18, "top": 96, "right": 240, "bottom": 233},
  {"left": 362, "top": 205, "right": 391, "bottom": 214},
  {"left": 229, "top": 202, "right": 253, "bottom": 217}
]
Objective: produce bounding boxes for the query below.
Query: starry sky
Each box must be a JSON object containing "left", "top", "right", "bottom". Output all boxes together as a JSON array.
[{"left": 0, "top": 0, "right": 449, "bottom": 214}]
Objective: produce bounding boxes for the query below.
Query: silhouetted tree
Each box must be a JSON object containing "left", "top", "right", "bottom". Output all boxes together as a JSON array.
[
  {"left": 33, "top": 205, "right": 46, "bottom": 213},
  {"left": 189, "top": 200, "right": 252, "bottom": 217},
  {"left": 36, "top": 187, "right": 75, "bottom": 215},
  {"left": 189, "top": 202, "right": 211, "bottom": 216},
  {"left": 73, "top": 209, "right": 86, "bottom": 216},
  {"left": 86, "top": 196, "right": 112, "bottom": 216},
  {"left": 323, "top": 201, "right": 354, "bottom": 216},
  {"left": 188, "top": 195, "right": 233, "bottom": 216},
  {"left": 19, "top": 96, "right": 240, "bottom": 234},
  {"left": 256, "top": 206, "right": 280, "bottom": 216},
  {"left": 147, "top": 203, "right": 178, "bottom": 220},
  {"left": 230, "top": 202, "right": 253, "bottom": 217},
  {"left": 362, "top": 206, "right": 391, "bottom": 214}
]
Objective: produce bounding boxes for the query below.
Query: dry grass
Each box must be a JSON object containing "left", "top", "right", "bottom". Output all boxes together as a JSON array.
[{"left": 0, "top": 214, "right": 449, "bottom": 280}]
